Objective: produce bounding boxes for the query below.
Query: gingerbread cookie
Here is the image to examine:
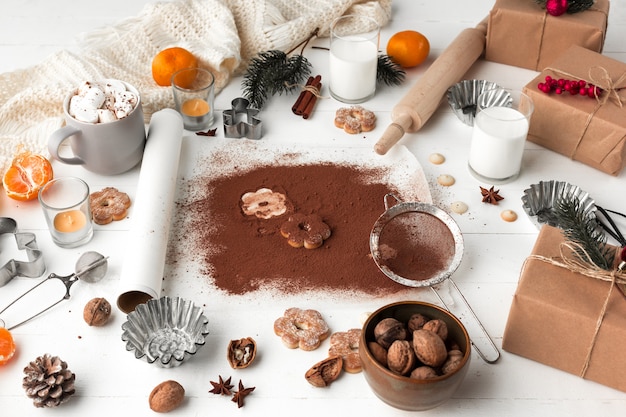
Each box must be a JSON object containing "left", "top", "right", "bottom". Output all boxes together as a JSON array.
[
  {"left": 89, "top": 187, "right": 131, "bottom": 225},
  {"left": 273, "top": 307, "right": 330, "bottom": 351},
  {"left": 328, "top": 328, "right": 362, "bottom": 373},
  {"left": 280, "top": 213, "right": 331, "bottom": 249},
  {"left": 334, "top": 106, "right": 376, "bottom": 134},
  {"left": 241, "top": 188, "right": 289, "bottom": 219}
]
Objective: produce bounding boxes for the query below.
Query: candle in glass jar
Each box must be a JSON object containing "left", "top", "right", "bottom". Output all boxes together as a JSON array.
[
  {"left": 53, "top": 210, "right": 87, "bottom": 233},
  {"left": 181, "top": 98, "right": 210, "bottom": 117}
]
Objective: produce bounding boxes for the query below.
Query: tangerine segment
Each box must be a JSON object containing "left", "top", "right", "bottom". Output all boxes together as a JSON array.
[
  {"left": 2, "top": 151, "right": 53, "bottom": 201},
  {"left": 151, "top": 47, "right": 198, "bottom": 87},
  {"left": 0, "top": 327, "right": 16, "bottom": 365},
  {"left": 386, "top": 30, "right": 430, "bottom": 68}
]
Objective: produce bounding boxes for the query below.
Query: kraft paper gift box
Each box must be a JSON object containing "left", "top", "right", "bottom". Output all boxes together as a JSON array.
[
  {"left": 502, "top": 225, "right": 626, "bottom": 392},
  {"left": 485, "top": 0, "right": 609, "bottom": 71},
  {"left": 522, "top": 45, "right": 626, "bottom": 176}
]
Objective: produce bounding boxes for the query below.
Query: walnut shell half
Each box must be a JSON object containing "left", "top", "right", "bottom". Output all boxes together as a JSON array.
[
  {"left": 305, "top": 356, "right": 343, "bottom": 387},
  {"left": 227, "top": 337, "right": 257, "bottom": 369}
]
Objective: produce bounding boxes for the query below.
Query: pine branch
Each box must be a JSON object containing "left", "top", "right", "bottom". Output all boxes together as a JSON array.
[
  {"left": 377, "top": 54, "right": 406, "bottom": 86},
  {"left": 241, "top": 50, "right": 287, "bottom": 109},
  {"left": 555, "top": 197, "right": 615, "bottom": 270},
  {"left": 534, "top": 0, "right": 594, "bottom": 13}
]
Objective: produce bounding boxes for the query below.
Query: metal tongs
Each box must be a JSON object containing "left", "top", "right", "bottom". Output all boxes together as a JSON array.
[{"left": 0, "top": 252, "right": 108, "bottom": 330}]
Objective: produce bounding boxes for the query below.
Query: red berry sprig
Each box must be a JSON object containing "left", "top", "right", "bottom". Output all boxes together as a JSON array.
[{"left": 537, "top": 75, "right": 602, "bottom": 98}]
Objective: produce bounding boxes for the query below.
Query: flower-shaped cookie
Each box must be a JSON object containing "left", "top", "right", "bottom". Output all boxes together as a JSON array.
[
  {"left": 329, "top": 328, "right": 362, "bottom": 373},
  {"left": 89, "top": 187, "right": 131, "bottom": 225},
  {"left": 279, "top": 213, "right": 331, "bottom": 249},
  {"left": 241, "top": 188, "right": 289, "bottom": 219},
  {"left": 273, "top": 307, "right": 330, "bottom": 351}
]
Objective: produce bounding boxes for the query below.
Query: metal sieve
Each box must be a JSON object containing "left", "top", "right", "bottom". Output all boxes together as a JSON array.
[{"left": 370, "top": 194, "right": 500, "bottom": 363}]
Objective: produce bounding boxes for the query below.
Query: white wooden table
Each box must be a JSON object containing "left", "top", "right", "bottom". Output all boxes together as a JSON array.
[{"left": 1, "top": 0, "right": 626, "bottom": 415}]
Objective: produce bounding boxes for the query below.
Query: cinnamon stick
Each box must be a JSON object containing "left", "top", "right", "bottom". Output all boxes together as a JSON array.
[
  {"left": 292, "top": 76, "right": 314, "bottom": 115},
  {"left": 292, "top": 75, "right": 322, "bottom": 118}
]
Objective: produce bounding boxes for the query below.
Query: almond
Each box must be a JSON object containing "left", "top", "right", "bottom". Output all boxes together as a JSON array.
[{"left": 149, "top": 380, "right": 185, "bottom": 413}]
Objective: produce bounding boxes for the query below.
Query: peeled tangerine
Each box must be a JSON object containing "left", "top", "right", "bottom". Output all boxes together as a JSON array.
[{"left": 0, "top": 327, "right": 16, "bottom": 365}]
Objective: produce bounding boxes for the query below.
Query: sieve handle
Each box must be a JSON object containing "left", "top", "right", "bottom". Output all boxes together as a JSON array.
[{"left": 430, "top": 280, "right": 501, "bottom": 364}]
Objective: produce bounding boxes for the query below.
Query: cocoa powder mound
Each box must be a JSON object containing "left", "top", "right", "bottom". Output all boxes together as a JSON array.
[{"left": 176, "top": 161, "right": 419, "bottom": 297}]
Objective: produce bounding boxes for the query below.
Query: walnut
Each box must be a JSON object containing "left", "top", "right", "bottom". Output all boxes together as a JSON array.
[
  {"left": 422, "top": 319, "right": 448, "bottom": 341},
  {"left": 227, "top": 337, "right": 257, "bottom": 369},
  {"left": 412, "top": 329, "right": 448, "bottom": 367},
  {"left": 149, "top": 380, "right": 185, "bottom": 413},
  {"left": 407, "top": 313, "right": 428, "bottom": 333},
  {"left": 305, "top": 355, "right": 343, "bottom": 387},
  {"left": 83, "top": 297, "right": 111, "bottom": 326},
  {"left": 367, "top": 341, "right": 388, "bottom": 367},
  {"left": 441, "top": 349, "right": 464, "bottom": 375},
  {"left": 410, "top": 366, "right": 438, "bottom": 380},
  {"left": 386, "top": 340, "right": 416, "bottom": 376},
  {"left": 373, "top": 317, "right": 407, "bottom": 349}
]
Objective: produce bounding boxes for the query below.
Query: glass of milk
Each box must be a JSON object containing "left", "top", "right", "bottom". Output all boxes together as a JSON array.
[
  {"left": 329, "top": 15, "right": 380, "bottom": 104},
  {"left": 468, "top": 88, "right": 534, "bottom": 183}
]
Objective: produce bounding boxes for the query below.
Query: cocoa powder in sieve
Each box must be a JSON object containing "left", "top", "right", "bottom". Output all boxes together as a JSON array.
[{"left": 175, "top": 162, "right": 452, "bottom": 296}]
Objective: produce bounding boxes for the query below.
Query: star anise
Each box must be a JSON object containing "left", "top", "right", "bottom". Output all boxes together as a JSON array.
[
  {"left": 209, "top": 375, "right": 234, "bottom": 395},
  {"left": 480, "top": 186, "right": 504, "bottom": 205},
  {"left": 196, "top": 128, "right": 217, "bottom": 136},
  {"left": 231, "top": 379, "right": 255, "bottom": 408}
]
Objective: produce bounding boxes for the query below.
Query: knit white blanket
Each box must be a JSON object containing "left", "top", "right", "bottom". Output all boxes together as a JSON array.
[{"left": 0, "top": 0, "right": 391, "bottom": 174}]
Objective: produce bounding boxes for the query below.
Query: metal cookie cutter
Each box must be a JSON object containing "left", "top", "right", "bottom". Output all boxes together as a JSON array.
[
  {"left": 223, "top": 98, "right": 263, "bottom": 139},
  {"left": 0, "top": 217, "right": 45, "bottom": 287}
]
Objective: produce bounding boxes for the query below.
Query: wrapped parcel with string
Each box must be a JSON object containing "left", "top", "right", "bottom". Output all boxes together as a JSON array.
[
  {"left": 503, "top": 225, "right": 626, "bottom": 392},
  {"left": 522, "top": 45, "right": 626, "bottom": 176}
]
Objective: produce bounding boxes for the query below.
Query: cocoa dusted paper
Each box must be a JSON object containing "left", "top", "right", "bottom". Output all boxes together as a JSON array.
[
  {"left": 503, "top": 225, "right": 626, "bottom": 392},
  {"left": 522, "top": 45, "right": 626, "bottom": 176},
  {"left": 485, "top": 0, "right": 609, "bottom": 71}
]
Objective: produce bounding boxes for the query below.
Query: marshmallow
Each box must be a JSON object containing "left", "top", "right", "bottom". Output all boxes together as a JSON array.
[
  {"left": 97, "top": 108, "right": 117, "bottom": 124},
  {"left": 69, "top": 79, "right": 137, "bottom": 124}
]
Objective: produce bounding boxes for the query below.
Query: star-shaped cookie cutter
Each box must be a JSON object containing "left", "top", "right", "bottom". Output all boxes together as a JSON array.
[
  {"left": 223, "top": 98, "right": 263, "bottom": 140},
  {"left": 0, "top": 217, "right": 46, "bottom": 287}
]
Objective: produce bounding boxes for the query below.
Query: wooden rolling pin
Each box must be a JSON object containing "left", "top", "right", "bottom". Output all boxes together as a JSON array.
[{"left": 374, "top": 19, "right": 488, "bottom": 155}]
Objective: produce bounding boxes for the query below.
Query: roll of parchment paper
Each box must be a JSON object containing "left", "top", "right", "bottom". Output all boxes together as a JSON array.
[{"left": 116, "top": 109, "right": 183, "bottom": 313}]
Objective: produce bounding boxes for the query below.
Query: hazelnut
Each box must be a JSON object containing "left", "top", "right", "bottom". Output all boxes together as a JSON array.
[
  {"left": 305, "top": 355, "right": 343, "bottom": 387},
  {"left": 227, "top": 337, "right": 257, "bottom": 369},
  {"left": 410, "top": 366, "right": 438, "bottom": 380},
  {"left": 373, "top": 317, "right": 407, "bottom": 349},
  {"left": 412, "top": 329, "right": 448, "bottom": 367},
  {"left": 83, "top": 297, "right": 111, "bottom": 326},
  {"left": 441, "top": 349, "right": 464, "bottom": 375},
  {"left": 423, "top": 319, "right": 448, "bottom": 341},
  {"left": 407, "top": 313, "right": 428, "bottom": 333},
  {"left": 387, "top": 340, "right": 416, "bottom": 376},
  {"left": 367, "top": 341, "right": 388, "bottom": 367},
  {"left": 149, "top": 380, "right": 185, "bottom": 413}
]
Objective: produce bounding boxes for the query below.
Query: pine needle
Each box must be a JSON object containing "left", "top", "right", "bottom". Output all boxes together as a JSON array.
[
  {"left": 533, "top": 0, "right": 594, "bottom": 13},
  {"left": 377, "top": 54, "right": 406, "bottom": 86},
  {"left": 555, "top": 197, "right": 615, "bottom": 270}
]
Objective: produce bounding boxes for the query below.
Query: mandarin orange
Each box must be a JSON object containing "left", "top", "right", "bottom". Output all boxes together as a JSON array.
[
  {"left": 386, "top": 30, "right": 430, "bottom": 68},
  {"left": 151, "top": 47, "right": 198, "bottom": 87},
  {"left": 0, "top": 327, "right": 16, "bottom": 365},
  {"left": 2, "top": 151, "right": 53, "bottom": 201}
]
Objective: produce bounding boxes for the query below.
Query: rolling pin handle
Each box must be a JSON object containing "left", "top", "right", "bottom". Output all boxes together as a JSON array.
[{"left": 374, "top": 113, "right": 413, "bottom": 155}]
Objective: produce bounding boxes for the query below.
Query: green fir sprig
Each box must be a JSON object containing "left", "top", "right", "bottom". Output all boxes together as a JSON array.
[
  {"left": 555, "top": 196, "right": 615, "bottom": 270},
  {"left": 377, "top": 54, "right": 406, "bottom": 86},
  {"left": 534, "top": 0, "right": 594, "bottom": 14}
]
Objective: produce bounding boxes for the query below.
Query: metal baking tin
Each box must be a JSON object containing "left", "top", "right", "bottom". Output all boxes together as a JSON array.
[
  {"left": 521, "top": 180, "right": 596, "bottom": 230},
  {"left": 0, "top": 217, "right": 45, "bottom": 287},
  {"left": 222, "top": 97, "right": 262, "bottom": 139},
  {"left": 446, "top": 80, "right": 503, "bottom": 126}
]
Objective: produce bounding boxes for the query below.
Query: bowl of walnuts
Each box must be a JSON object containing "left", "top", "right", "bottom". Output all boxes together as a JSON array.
[{"left": 359, "top": 301, "right": 471, "bottom": 411}]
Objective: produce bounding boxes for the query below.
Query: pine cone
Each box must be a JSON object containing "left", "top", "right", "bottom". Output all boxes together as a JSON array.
[{"left": 23, "top": 354, "right": 76, "bottom": 408}]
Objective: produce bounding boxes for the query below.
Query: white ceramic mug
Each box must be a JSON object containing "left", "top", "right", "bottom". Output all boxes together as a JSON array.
[{"left": 48, "top": 80, "right": 146, "bottom": 175}]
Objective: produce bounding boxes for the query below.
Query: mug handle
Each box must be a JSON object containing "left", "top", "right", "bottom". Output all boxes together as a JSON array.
[{"left": 48, "top": 125, "right": 85, "bottom": 165}]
